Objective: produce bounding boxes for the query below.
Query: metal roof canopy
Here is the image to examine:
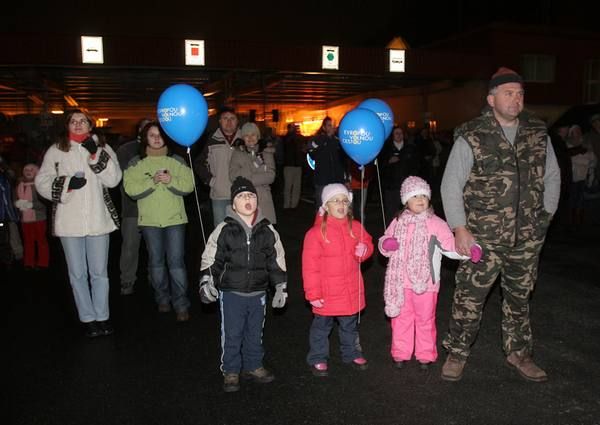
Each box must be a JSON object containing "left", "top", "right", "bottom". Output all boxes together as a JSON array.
[{"left": 0, "top": 65, "right": 433, "bottom": 120}]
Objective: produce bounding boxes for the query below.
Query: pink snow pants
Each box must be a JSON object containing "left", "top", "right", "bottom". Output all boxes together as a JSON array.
[{"left": 390, "top": 289, "right": 438, "bottom": 363}]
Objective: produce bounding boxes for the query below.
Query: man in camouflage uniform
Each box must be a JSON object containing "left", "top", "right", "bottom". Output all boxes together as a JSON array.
[{"left": 440, "top": 67, "right": 561, "bottom": 382}]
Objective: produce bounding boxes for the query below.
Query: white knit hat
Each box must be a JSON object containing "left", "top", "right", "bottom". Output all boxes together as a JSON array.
[
  {"left": 320, "top": 183, "right": 353, "bottom": 214},
  {"left": 400, "top": 176, "right": 431, "bottom": 205}
]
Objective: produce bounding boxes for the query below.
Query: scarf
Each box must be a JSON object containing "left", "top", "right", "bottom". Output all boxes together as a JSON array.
[
  {"left": 383, "top": 208, "right": 433, "bottom": 317},
  {"left": 145, "top": 145, "right": 168, "bottom": 157},
  {"left": 69, "top": 132, "right": 89, "bottom": 143}
]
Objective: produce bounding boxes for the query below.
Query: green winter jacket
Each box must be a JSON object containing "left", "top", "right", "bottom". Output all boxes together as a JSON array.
[{"left": 123, "top": 154, "right": 193, "bottom": 227}]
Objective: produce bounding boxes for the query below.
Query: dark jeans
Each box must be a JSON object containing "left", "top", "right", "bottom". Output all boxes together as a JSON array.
[
  {"left": 307, "top": 314, "right": 363, "bottom": 365},
  {"left": 141, "top": 224, "right": 190, "bottom": 313},
  {"left": 220, "top": 291, "right": 267, "bottom": 374}
]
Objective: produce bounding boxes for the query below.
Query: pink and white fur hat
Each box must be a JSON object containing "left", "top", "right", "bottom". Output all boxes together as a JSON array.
[{"left": 400, "top": 176, "right": 431, "bottom": 205}]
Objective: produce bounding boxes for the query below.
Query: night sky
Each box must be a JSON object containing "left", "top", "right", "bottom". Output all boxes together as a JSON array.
[{"left": 3, "top": 0, "right": 596, "bottom": 47}]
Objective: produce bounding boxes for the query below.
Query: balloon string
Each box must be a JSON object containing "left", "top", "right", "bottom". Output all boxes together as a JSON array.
[
  {"left": 187, "top": 147, "right": 208, "bottom": 247},
  {"left": 358, "top": 166, "right": 365, "bottom": 325},
  {"left": 374, "top": 159, "right": 386, "bottom": 231}
]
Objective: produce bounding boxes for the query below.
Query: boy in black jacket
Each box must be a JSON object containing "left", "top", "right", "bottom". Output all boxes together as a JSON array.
[{"left": 199, "top": 176, "right": 287, "bottom": 392}]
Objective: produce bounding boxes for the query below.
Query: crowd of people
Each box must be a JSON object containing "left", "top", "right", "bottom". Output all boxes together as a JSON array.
[{"left": 2, "top": 67, "right": 600, "bottom": 392}]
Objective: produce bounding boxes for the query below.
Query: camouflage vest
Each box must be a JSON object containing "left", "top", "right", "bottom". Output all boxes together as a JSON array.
[{"left": 455, "top": 108, "right": 547, "bottom": 247}]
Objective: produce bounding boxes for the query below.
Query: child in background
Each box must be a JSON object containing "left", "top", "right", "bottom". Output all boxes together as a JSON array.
[
  {"left": 15, "top": 163, "right": 49, "bottom": 269},
  {"left": 379, "top": 176, "right": 479, "bottom": 370},
  {"left": 302, "top": 183, "right": 374, "bottom": 377},
  {"left": 199, "top": 176, "right": 287, "bottom": 393}
]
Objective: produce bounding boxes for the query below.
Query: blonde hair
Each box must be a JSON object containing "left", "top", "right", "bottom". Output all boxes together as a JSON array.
[{"left": 319, "top": 210, "right": 355, "bottom": 243}]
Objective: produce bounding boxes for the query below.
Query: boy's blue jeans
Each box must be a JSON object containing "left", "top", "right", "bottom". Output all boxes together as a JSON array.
[{"left": 220, "top": 291, "right": 267, "bottom": 374}]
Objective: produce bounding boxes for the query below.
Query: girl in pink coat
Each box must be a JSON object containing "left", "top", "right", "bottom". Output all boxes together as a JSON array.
[
  {"left": 379, "top": 176, "right": 477, "bottom": 370},
  {"left": 302, "top": 183, "right": 374, "bottom": 377}
]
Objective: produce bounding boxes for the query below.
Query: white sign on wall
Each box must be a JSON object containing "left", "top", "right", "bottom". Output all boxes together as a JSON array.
[
  {"left": 389, "top": 49, "right": 405, "bottom": 73},
  {"left": 322, "top": 45, "right": 339, "bottom": 70},
  {"left": 81, "top": 36, "right": 104, "bottom": 64},
  {"left": 185, "top": 40, "right": 205, "bottom": 66}
]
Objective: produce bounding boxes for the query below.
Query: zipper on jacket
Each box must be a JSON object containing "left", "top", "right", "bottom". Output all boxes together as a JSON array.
[
  {"left": 512, "top": 135, "right": 520, "bottom": 247},
  {"left": 246, "top": 232, "right": 251, "bottom": 289}
]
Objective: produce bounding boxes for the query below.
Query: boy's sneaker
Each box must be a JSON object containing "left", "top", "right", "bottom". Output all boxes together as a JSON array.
[
  {"left": 311, "top": 362, "right": 329, "bottom": 377},
  {"left": 176, "top": 311, "right": 190, "bottom": 322},
  {"left": 97, "top": 320, "right": 114, "bottom": 336},
  {"left": 352, "top": 357, "right": 369, "bottom": 371},
  {"left": 84, "top": 321, "right": 102, "bottom": 338},
  {"left": 223, "top": 373, "right": 240, "bottom": 392},
  {"left": 241, "top": 367, "right": 275, "bottom": 383}
]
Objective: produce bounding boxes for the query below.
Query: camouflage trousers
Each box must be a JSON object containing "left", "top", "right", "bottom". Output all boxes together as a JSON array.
[{"left": 442, "top": 239, "right": 545, "bottom": 359}]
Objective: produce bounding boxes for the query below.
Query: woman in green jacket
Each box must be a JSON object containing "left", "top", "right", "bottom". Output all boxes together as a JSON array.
[{"left": 124, "top": 122, "right": 194, "bottom": 321}]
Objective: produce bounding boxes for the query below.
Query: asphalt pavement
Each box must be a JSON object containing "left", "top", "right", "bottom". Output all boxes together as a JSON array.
[{"left": 6, "top": 196, "right": 600, "bottom": 425}]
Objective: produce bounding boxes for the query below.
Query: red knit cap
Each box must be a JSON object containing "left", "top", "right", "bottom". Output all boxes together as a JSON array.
[{"left": 489, "top": 67, "right": 523, "bottom": 90}]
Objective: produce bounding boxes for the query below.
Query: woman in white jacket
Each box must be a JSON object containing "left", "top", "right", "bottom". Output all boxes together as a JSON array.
[{"left": 35, "top": 110, "right": 122, "bottom": 338}]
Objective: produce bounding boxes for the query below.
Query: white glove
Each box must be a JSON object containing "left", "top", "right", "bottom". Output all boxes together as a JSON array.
[
  {"left": 199, "top": 275, "right": 218, "bottom": 303},
  {"left": 15, "top": 199, "right": 32, "bottom": 210},
  {"left": 272, "top": 283, "right": 287, "bottom": 308}
]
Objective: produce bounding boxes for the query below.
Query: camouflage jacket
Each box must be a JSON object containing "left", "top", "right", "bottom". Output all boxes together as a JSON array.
[{"left": 455, "top": 108, "right": 549, "bottom": 247}]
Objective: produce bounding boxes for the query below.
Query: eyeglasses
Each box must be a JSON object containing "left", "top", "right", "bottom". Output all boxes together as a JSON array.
[
  {"left": 235, "top": 192, "right": 257, "bottom": 200},
  {"left": 69, "top": 119, "right": 89, "bottom": 126},
  {"left": 328, "top": 198, "right": 350, "bottom": 205}
]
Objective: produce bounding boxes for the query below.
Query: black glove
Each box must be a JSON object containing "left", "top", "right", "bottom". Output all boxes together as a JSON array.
[
  {"left": 82, "top": 137, "right": 98, "bottom": 155},
  {"left": 68, "top": 176, "right": 87, "bottom": 190}
]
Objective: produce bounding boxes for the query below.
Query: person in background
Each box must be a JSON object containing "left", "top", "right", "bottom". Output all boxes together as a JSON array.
[
  {"left": 194, "top": 107, "right": 241, "bottom": 227},
  {"left": 15, "top": 163, "right": 49, "bottom": 270},
  {"left": 282, "top": 123, "right": 305, "bottom": 209},
  {"left": 0, "top": 156, "right": 20, "bottom": 269},
  {"left": 348, "top": 161, "right": 375, "bottom": 222},
  {"left": 35, "top": 110, "right": 122, "bottom": 338},
  {"left": 566, "top": 124, "right": 596, "bottom": 227},
  {"left": 116, "top": 118, "right": 152, "bottom": 295},
  {"left": 199, "top": 176, "right": 287, "bottom": 393},
  {"left": 378, "top": 126, "right": 422, "bottom": 226},
  {"left": 583, "top": 114, "right": 600, "bottom": 183},
  {"left": 302, "top": 183, "right": 374, "bottom": 377},
  {"left": 307, "top": 117, "right": 347, "bottom": 208},
  {"left": 124, "top": 122, "right": 194, "bottom": 322},
  {"left": 440, "top": 67, "right": 560, "bottom": 382},
  {"left": 229, "top": 122, "right": 277, "bottom": 224}
]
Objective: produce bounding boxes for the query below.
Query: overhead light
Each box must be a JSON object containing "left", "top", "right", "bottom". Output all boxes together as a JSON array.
[
  {"left": 96, "top": 118, "right": 109, "bottom": 127},
  {"left": 51, "top": 110, "right": 64, "bottom": 115},
  {"left": 27, "top": 95, "right": 44, "bottom": 105},
  {"left": 64, "top": 95, "right": 79, "bottom": 107}
]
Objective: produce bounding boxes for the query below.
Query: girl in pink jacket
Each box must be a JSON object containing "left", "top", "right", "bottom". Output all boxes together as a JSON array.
[
  {"left": 379, "top": 176, "right": 478, "bottom": 370},
  {"left": 302, "top": 183, "right": 374, "bottom": 377}
]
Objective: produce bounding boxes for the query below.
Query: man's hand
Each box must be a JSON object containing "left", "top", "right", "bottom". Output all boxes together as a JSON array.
[
  {"left": 454, "top": 226, "right": 475, "bottom": 257},
  {"left": 272, "top": 283, "right": 287, "bottom": 308}
]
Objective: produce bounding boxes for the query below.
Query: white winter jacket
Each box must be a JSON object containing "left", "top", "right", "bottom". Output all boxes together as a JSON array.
[{"left": 35, "top": 140, "right": 122, "bottom": 237}]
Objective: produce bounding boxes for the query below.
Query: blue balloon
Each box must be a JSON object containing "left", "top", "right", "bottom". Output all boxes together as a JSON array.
[
  {"left": 358, "top": 98, "right": 394, "bottom": 140},
  {"left": 157, "top": 84, "right": 208, "bottom": 147},
  {"left": 339, "top": 108, "right": 385, "bottom": 166}
]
